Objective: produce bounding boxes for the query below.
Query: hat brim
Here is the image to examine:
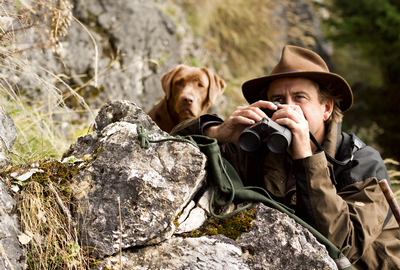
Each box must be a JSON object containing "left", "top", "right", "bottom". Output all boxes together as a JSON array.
[{"left": 242, "top": 71, "right": 353, "bottom": 112}]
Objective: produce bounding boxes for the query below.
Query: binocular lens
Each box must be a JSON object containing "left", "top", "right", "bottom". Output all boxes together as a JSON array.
[
  {"left": 238, "top": 130, "right": 261, "bottom": 152},
  {"left": 267, "top": 133, "right": 290, "bottom": 154}
]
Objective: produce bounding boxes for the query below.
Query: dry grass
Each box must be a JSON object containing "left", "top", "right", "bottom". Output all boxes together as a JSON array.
[
  {"left": 0, "top": 1, "right": 95, "bottom": 269},
  {"left": 181, "top": 0, "right": 277, "bottom": 78},
  {"left": 7, "top": 159, "right": 90, "bottom": 269},
  {"left": 0, "top": 0, "right": 94, "bottom": 163},
  {"left": 20, "top": 181, "right": 87, "bottom": 269}
]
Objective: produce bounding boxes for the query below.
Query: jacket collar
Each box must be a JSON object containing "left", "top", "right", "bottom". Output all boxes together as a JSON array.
[{"left": 321, "top": 118, "right": 343, "bottom": 163}]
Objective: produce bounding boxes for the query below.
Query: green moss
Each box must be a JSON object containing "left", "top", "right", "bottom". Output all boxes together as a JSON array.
[
  {"left": 90, "top": 260, "right": 101, "bottom": 267},
  {"left": 173, "top": 211, "right": 182, "bottom": 228},
  {"left": 183, "top": 207, "right": 256, "bottom": 240},
  {"left": 1, "top": 159, "right": 82, "bottom": 198},
  {"left": 62, "top": 148, "right": 74, "bottom": 159},
  {"left": 93, "top": 146, "right": 102, "bottom": 159},
  {"left": 37, "top": 159, "right": 81, "bottom": 182}
]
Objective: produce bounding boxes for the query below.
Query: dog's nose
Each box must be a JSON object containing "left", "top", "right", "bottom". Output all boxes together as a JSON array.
[{"left": 183, "top": 96, "right": 193, "bottom": 105}]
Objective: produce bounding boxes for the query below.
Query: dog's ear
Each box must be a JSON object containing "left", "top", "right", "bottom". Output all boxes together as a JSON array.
[
  {"left": 201, "top": 68, "right": 226, "bottom": 104},
  {"left": 161, "top": 65, "right": 185, "bottom": 101}
]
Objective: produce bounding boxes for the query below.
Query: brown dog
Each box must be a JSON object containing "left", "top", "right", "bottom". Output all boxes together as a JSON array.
[{"left": 148, "top": 65, "right": 226, "bottom": 133}]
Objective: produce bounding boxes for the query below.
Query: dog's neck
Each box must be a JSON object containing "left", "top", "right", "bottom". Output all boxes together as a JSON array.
[
  {"left": 166, "top": 99, "right": 180, "bottom": 126},
  {"left": 151, "top": 99, "right": 178, "bottom": 133}
]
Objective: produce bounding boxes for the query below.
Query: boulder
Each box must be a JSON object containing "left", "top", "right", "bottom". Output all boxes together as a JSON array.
[{"left": 65, "top": 100, "right": 207, "bottom": 257}]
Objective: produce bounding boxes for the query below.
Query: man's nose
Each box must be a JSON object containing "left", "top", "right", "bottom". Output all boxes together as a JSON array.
[{"left": 283, "top": 98, "right": 296, "bottom": 105}]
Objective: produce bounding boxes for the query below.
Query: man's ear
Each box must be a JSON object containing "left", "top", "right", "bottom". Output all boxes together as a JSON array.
[
  {"left": 323, "top": 99, "right": 334, "bottom": 121},
  {"left": 161, "top": 65, "right": 185, "bottom": 101}
]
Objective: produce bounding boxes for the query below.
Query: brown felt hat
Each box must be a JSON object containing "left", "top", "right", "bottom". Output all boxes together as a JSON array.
[{"left": 242, "top": 45, "right": 353, "bottom": 112}]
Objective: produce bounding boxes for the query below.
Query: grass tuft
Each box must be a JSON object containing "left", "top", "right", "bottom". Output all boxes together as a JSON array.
[{"left": 1, "top": 159, "right": 89, "bottom": 269}]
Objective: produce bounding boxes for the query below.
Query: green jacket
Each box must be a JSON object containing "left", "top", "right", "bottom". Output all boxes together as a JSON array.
[{"left": 172, "top": 115, "right": 400, "bottom": 270}]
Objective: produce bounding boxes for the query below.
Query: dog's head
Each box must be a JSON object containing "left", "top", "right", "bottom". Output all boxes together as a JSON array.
[{"left": 161, "top": 64, "right": 226, "bottom": 123}]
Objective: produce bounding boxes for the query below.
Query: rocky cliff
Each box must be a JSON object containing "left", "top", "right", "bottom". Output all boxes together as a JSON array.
[{"left": 1, "top": 0, "right": 331, "bottom": 135}]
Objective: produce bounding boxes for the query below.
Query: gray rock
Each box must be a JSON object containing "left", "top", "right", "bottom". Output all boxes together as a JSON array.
[
  {"left": 176, "top": 206, "right": 207, "bottom": 234},
  {"left": 63, "top": 100, "right": 162, "bottom": 160},
  {"left": 0, "top": 180, "right": 26, "bottom": 270},
  {"left": 90, "top": 200, "right": 338, "bottom": 270},
  {"left": 61, "top": 0, "right": 182, "bottom": 112},
  {"left": 93, "top": 100, "right": 160, "bottom": 133},
  {"left": 1, "top": 0, "right": 188, "bottom": 140},
  {"left": 67, "top": 101, "right": 207, "bottom": 257},
  {"left": 0, "top": 108, "right": 17, "bottom": 168},
  {"left": 99, "top": 235, "right": 251, "bottom": 270},
  {"left": 237, "top": 203, "right": 338, "bottom": 270}
]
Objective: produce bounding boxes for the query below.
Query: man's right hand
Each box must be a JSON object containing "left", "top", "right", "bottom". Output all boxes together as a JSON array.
[{"left": 204, "top": 101, "right": 278, "bottom": 144}]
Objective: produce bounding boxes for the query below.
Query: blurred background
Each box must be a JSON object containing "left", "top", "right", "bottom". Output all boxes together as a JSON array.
[{"left": 0, "top": 0, "right": 399, "bottom": 200}]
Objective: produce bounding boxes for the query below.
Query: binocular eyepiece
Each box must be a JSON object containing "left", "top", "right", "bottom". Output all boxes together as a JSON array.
[{"left": 238, "top": 103, "right": 292, "bottom": 153}]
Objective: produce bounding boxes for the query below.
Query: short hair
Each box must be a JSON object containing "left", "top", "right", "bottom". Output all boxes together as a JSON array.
[{"left": 315, "top": 81, "right": 343, "bottom": 123}]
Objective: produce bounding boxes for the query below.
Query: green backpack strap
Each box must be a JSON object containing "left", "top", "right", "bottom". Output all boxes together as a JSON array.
[{"left": 136, "top": 126, "right": 354, "bottom": 270}]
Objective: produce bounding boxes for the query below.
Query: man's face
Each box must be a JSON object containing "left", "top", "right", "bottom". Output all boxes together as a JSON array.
[{"left": 267, "top": 77, "right": 333, "bottom": 140}]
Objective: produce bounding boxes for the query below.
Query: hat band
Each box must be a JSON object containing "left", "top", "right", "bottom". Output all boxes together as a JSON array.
[{"left": 272, "top": 69, "right": 301, "bottom": 75}]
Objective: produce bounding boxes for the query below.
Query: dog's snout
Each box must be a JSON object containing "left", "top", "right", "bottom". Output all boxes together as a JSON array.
[{"left": 183, "top": 95, "right": 194, "bottom": 105}]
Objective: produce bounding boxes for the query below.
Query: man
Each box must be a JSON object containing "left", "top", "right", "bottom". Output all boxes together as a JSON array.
[{"left": 172, "top": 45, "right": 400, "bottom": 269}]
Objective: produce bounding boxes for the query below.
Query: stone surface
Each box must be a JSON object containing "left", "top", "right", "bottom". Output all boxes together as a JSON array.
[
  {"left": 176, "top": 207, "right": 207, "bottom": 234},
  {"left": 98, "top": 235, "right": 251, "bottom": 270},
  {"left": 63, "top": 0, "right": 182, "bottom": 112},
  {"left": 66, "top": 101, "right": 207, "bottom": 257},
  {"left": 95, "top": 202, "right": 338, "bottom": 270},
  {"left": 237, "top": 203, "right": 338, "bottom": 270},
  {"left": 0, "top": 180, "right": 26, "bottom": 270},
  {"left": 0, "top": 108, "right": 17, "bottom": 169}
]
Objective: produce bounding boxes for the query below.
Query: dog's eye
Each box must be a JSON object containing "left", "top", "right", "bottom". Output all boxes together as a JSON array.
[
  {"left": 198, "top": 83, "right": 204, "bottom": 88},
  {"left": 175, "top": 80, "right": 183, "bottom": 86}
]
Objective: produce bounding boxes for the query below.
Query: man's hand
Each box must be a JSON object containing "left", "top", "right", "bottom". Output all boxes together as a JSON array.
[
  {"left": 204, "top": 101, "right": 278, "bottom": 144},
  {"left": 270, "top": 104, "right": 312, "bottom": 159}
]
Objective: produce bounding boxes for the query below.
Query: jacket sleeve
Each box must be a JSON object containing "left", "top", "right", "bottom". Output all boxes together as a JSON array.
[
  {"left": 293, "top": 147, "right": 390, "bottom": 264},
  {"left": 171, "top": 114, "right": 223, "bottom": 136}
]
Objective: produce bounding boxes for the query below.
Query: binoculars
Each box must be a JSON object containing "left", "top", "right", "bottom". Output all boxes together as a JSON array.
[{"left": 238, "top": 104, "right": 292, "bottom": 153}]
